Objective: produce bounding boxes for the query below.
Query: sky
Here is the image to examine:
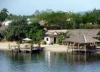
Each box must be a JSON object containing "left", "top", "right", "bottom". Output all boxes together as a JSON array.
[{"left": 0, "top": 0, "right": 100, "bottom": 15}]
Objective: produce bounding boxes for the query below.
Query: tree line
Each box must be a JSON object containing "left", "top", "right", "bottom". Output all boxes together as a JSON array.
[
  {"left": 0, "top": 8, "right": 100, "bottom": 29},
  {"left": 0, "top": 8, "right": 100, "bottom": 42},
  {"left": 34, "top": 9, "right": 100, "bottom": 29}
]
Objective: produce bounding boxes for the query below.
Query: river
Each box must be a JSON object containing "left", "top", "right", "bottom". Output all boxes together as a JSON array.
[{"left": 0, "top": 51, "right": 100, "bottom": 72}]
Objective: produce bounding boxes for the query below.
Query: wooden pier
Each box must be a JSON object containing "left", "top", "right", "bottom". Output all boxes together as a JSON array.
[{"left": 9, "top": 45, "right": 44, "bottom": 53}]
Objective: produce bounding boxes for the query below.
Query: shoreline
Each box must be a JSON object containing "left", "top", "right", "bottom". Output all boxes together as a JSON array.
[
  {"left": 0, "top": 42, "right": 100, "bottom": 53},
  {"left": 43, "top": 45, "right": 71, "bottom": 52},
  {"left": 0, "top": 42, "right": 69, "bottom": 52}
]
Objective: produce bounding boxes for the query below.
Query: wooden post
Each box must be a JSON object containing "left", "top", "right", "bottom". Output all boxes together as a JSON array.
[
  {"left": 84, "top": 43, "right": 87, "bottom": 61},
  {"left": 77, "top": 43, "right": 80, "bottom": 54},
  {"left": 67, "top": 43, "right": 69, "bottom": 54},
  {"left": 85, "top": 44, "right": 86, "bottom": 54},
  {"left": 18, "top": 43, "right": 20, "bottom": 53},
  {"left": 30, "top": 44, "right": 32, "bottom": 53},
  {"left": 78, "top": 43, "right": 80, "bottom": 61},
  {"left": 9, "top": 44, "right": 10, "bottom": 49},
  {"left": 72, "top": 42, "right": 74, "bottom": 54}
]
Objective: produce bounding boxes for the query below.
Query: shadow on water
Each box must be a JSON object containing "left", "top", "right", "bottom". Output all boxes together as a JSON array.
[
  {"left": 1, "top": 51, "right": 100, "bottom": 72},
  {"left": 2, "top": 51, "right": 45, "bottom": 72},
  {"left": 4, "top": 51, "right": 100, "bottom": 66},
  {"left": 5, "top": 52, "right": 44, "bottom": 63}
]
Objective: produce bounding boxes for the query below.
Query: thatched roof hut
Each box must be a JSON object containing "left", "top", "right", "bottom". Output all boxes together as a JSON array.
[{"left": 63, "top": 35, "right": 100, "bottom": 43}]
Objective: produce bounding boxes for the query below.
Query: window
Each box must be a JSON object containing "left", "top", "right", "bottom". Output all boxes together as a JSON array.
[{"left": 46, "top": 38, "right": 48, "bottom": 41}]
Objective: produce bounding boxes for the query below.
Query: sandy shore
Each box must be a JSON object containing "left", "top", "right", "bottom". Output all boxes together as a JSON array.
[
  {"left": 42, "top": 44, "right": 69, "bottom": 52},
  {"left": 0, "top": 42, "right": 69, "bottom": 52},
  {"left": 0, "top": 42, "right": 17, "bottom": 50},
  {"left": 1, "top": 42, "right": 100, "bottom": 53}
]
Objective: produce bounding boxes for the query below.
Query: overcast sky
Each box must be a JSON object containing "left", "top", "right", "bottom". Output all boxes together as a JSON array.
[{"left": 0, "top": 0, "right": 100, "bottom": 15}]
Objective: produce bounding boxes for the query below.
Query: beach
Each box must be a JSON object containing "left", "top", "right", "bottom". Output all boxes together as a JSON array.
[
  {"left": 0, "top": 42, "right": 17, "bottom": 50},
  {"left": 0, "top": 42, "right": 69, "bottom": 52},
  {"left": 42, "top": 44, "right": 69, "bottom": 52}
]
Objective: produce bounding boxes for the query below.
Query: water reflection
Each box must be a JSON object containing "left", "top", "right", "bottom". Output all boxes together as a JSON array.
[
  {"left": 45, "top": 51, "right": 100, "bottom": 64},
  {"left": 4, "top": 52, "right": 44, "bottom": 72},
  {"left": 0, "top": 51, "right": 100, "bottom": 72},
  {"left": 44, "top": 51, "right": 100, "bottom": 72},
  {"left": 6, "top": 52, "right": 44, "bottom": 63}
]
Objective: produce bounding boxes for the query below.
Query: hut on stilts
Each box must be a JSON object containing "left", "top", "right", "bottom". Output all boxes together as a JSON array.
[{"left": 63, "top": 35, "right": 100, "bottom": 54}]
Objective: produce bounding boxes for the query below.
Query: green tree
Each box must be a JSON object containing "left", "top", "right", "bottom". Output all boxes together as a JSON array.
[
  {"left": 36, "top": 29, "right": 45, "bottom": 47},
  {"left": 26, "top": 22, "right": 45, "bottom": 45},
  {"left": 0, "top": 8, "right": 8, "bottom": 22},
  {"left": 5, "top": 18, "right": 28, "bottom": 41}
]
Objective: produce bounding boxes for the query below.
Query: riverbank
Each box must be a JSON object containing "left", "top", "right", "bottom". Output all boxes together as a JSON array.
[
  {"left": 0, "top": 42, "right": 100, "bottom": 53},
  {"left": 0, "top": 42, "right": 17, "bottom": 51},
  {"left": 0, "top": 42, "right": 69, "bottom": 52},
  {"left": 42, "top": 44, "right": 69, "bottom": 52}
]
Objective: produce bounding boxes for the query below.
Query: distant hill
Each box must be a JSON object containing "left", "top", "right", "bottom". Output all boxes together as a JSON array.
[{"left": 77, "top": 10, "right": 92, "bottom": 15}]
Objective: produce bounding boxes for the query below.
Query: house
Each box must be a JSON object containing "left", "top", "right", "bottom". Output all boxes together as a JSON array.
[
  {"left": 63, "top": 29, "right": 100, "bottom": 46},
  {"left": 27, "top": 18, "right": 32, "bottom": 24},
  {"left": 2, "top": 19, "right": 12, "bottom": 26},
  {"left": 39, "top": 20, "right": 47, "bottom": 26},
  {"left": 44, "top": 29, "right": 67, "bottom": 44},
  {"left": 44, "top": 32, "right": 58, "bottom": 44},
  {"left": 63, "top": 35, "right": 100, "bottom": 53}
]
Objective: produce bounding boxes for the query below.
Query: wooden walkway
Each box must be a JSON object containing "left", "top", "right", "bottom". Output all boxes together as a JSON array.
[{"left": 10, "top": 46, "right": 44, "bottom": 53}]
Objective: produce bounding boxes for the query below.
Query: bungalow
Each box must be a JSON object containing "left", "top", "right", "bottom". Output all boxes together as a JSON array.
[
  {"left": 62, "top": 35, "right": 100, "bottom": 53},
  {"left": 44, "top": 32, "right": 58, "bottom": 44},
  {"left": 44, "top": 29, "right": 67, "bottom": 44},
  {"left": 63, "top": 29, "right": 100, "bottom": 46}
]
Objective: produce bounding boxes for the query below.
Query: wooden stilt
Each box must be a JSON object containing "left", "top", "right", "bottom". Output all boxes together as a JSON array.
[
  {"left": 67, "top": 43, "right": 69, "bottom": 54},
  {"left": 9, "top": 44, "right": 10, "bottom": 49},
  {"left": 78, "top": 43, "right": 80, "bottom": 61},
  {"left": 85, "top": 44, "right": 86, "bottom": 54},
  {"left": 72, "top": 43, "right": 74, "bottom": 54}
]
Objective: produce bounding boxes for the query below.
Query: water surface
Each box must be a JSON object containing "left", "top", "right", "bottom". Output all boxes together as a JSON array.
[{"left": 0, "top": 51, "right": 100, "bottom": 72}]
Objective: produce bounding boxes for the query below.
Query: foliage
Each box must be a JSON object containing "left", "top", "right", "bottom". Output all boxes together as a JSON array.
[
  {"left": 5, "top": 18, "right": 28, "bottom": 41},
  {"left": 26, "top": 22, "right": 45, "bottom": 44},
  {"left": 35, "top": 11, "right": 81, "bottom": 29},
  {"left": 57, "top": 37, "right": 63, "bottom": 45},
  {"left": 1, "top": 8, "right": 100, "bottom": 29},
  {"left": 97, "top": 37, "right": 100, "bottom": 40},
  {"left": 0, "top": 8, "right": 8, "bottom": 22},
  {"left": 42, "top": 40, "right": 46, "bottom": 45},
  {"left": 34, "top": 9, "right": 100, "bottom": 29},
  {"left": 57, "top": 32, "right": 68, "bottom": 45},
  {"left": 80, "top": 24, "right": 100, "bottom": 29}
]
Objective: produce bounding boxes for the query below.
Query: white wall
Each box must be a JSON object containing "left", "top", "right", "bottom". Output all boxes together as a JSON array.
[
  {"left": 44, "top": 37, "right": 54, "bottom": 44},
  {"left": 2, "top": 20, "right": 12, "bottom": 26}
]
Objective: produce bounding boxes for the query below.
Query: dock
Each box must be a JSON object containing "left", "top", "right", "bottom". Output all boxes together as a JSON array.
[{"left": 10, "top": 45, "right": 44, "bottom": 53}]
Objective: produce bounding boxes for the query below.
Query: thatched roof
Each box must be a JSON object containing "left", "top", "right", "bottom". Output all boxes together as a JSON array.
[
  {"left": 45, "top": 29, "right": 68, "bottom": 35},
  {"left": 63, "top": 35, "right": 100, "bottom": 43},
  {"left": 67, "top": 29, "right": 100, "bottom": 37}
]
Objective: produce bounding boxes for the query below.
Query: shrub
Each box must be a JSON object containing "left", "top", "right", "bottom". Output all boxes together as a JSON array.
[{"left": 42, "top": 40, "right": 46, "bottom": 45}]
